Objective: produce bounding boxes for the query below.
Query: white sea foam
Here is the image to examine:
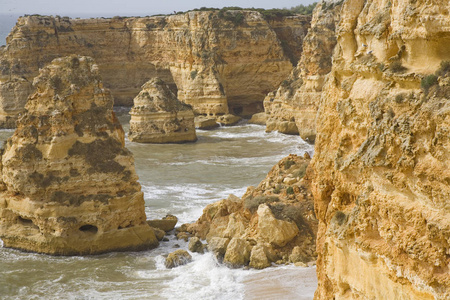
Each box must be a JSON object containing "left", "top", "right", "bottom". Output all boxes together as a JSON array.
[{"left": 157, "top": 253, "right": 246, "bottom": 300}]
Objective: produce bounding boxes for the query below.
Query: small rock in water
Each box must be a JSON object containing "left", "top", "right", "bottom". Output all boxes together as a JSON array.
[
  {"left": 165, "top": 250, "right": 192, "bottom": 269},
  {"left": 188, "top": 237, "right": 205, "bottom": 254},
  {"left": 147, "top": 214, "right": 178, "bottom": 232},
  {"left": 176, "top": 232, "right": 190, "bottom": 242}
]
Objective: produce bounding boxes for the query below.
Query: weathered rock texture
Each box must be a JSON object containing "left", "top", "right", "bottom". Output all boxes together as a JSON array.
[
  {"left": 128, "top": 78, "right": 196, "bottom": 143},
  {"left": 264, "top": 1, "right": 342, "bottom": 143},
  {"left": 187, "top": 154, "right": 318, "bottom": 269},
  {"left": 0, "top": 11, "right": 310, "bottom": 127},
  {"left": 311, "top": 0, "right": 450, "bottom": 299},
  {"left": 0, "top": 55, "right": 158, "bottom": 255}
]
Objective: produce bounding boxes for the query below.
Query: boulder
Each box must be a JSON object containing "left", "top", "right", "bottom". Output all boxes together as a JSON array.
[
  {"left": 207, "top": 237, "right": 230, "bottom": 259},
  {"left": 248, "top": 112, "right": 267, "bottom": 125},
  {"left": 188, "top": 237, "right": 205, "bottom": 254},
  {"left": 257, "top": 204, "right": 299, "bottom": 247},
  {"left": 146, "top": 215, "right": 178, "bottom": 232},
  {"left": 223, "top": 238, "right": 252, "bottom": 267},
  {"left": 249, "top": 245, "right": 271, "bottom": 269},
  {"left": 194, "top": 116, "right": 219, "bottom": 129},
  {"left": 216, "top": 114, "right": 242, "bottom": 126},
  {"left": 165, "top": 250, "right": 192, "bottom": 269}
]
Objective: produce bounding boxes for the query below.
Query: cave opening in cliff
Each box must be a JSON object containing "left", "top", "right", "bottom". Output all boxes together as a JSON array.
[{"left": 79, "top": 224, "right": 98, "bottom": 234}]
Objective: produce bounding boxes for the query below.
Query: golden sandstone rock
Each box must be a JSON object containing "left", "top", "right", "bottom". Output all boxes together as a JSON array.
[
  {"left": 311, "top": 0, "right": 450, "bottom": 299},
  {"left": 0, "top": 11, "right": 310, "bottom": 127},
  {"left": 264, "top": 1, "right": 342, "bottom": 143},
  {"left": 0, "top": 55, "right": 158, "bottom": 255},
  {"left": 187, "top": 154, "right": 317, "bottom": 269},
  {"left": 128, "top": 78, "right": 197, "bottom": 143}
]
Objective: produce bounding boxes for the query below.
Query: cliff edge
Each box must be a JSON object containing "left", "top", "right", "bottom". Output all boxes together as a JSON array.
[{"left": 311, "top": 0, "right": 450, "bottom": 298}]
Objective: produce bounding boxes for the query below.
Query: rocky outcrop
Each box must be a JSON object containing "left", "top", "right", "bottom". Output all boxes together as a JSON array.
[
  {"left": 264, "top": 1, "right": 342, "bottom": 142},
  {"left": 128, "top": 78, "right": 196, "bottom": 143},
  {"left": 311, "top": 0, "right": 450, "bottom": 299},
  {"left": 0, "top": 78, "right": 33, "bottom": 128},
  {"left": 187, "top": 154, "right": 318, "bottom": 269},
  {"left": 0, "top": 55, "right": 158, "bottom": 255},
  {"left": 0, "top": 11, "right": 311, "bottom": 127}
]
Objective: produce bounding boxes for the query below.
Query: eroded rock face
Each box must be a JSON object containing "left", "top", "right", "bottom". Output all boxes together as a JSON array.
[
  {"left": 128, "top": 78, "right": 196, "bottom": 143},
  {"left": 311, "top": 0, "right": 450, "bottom": 298},
  {"left": 0, "top": 55, "right": 158, "bottom": 255},
  {"left": 264, "top": 1, "right": 342, "bottom": 142},
  {"left": 187, "top": 154, "right": 318, "bottom": 269},
  {"left": 0, "top": 12, "right": 311, "bottom": 127}
]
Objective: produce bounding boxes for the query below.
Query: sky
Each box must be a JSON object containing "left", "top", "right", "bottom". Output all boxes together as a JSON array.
[{"left": 1, "top": 0, "right": 318, "bottom": 16}]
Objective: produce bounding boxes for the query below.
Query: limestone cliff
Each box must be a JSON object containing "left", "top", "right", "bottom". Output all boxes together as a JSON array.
[
  {"left": 0, "top": 55, "right": 158, "bottom": 255},
  {"left": 0, "top": 11, "right": 310, "bottom": 127},
  {"left": 264, "top": 0, "right": 342, "bottom": 142},
  {"left": 129, "top": 78, "right": 197, "bottom": 143},
  {"left": 311, "top": 0, "right": 450, "bottom": 299},
  {"left": 187, "top": 154, "right": 318, "bottom": 269}
]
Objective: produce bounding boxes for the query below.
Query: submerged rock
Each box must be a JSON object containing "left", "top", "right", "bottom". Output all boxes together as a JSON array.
[
  {"left": 165, "top": 250, "right": 192, "bottom": 269},
  {"left": 0, "top": 55, "right": 158, "bottom": 255},
  {"left": 128, "top": 78, "right": 197, "bottom": 143}
]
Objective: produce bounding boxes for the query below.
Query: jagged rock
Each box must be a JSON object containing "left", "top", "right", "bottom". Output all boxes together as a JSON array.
[
  {"left": 249, "top": 244, "right": 272, "bottom": 269},
  {"left": 188, "top": 154, "right": 317, "bottom": 269},
  {"left": 0, "top": 12, "right": 311, "bottom": 126},
  {"left": 146, "top": 214, "right": 178, "bottom": 232},
  {"left": 188, "top": 237, "right": 205, "bottom": 254},
  {"left": 223, "top": 238, "right": 252, "bottom": 268},
  {"left": 194, "top": 116, "right": 219, "bottom": 129},
  {"left": 256, "top": 204, "right": 299, "bottom": 247},
  {"left": 165, "top": 250, "right": 192, "bottom": 269},
  {"left": 128, "top": 78, "right": 197, "bottom": 143},
  {"left": 207, "top": 237, "right": 230, "bottom": 259},
  {"left": 311, "top": 0, "right": 450, "bottom": 299},
  {"left": 0, "top": 55, "right": 158, "bottom": 255}
]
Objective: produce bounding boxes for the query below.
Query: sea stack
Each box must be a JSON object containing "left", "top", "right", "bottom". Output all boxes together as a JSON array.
[
  {"left": 0, "top": 55, "right": 158, "bottom": 255},
  {"left": 128, "top": 78, "right": 197, "bottom": 143}
]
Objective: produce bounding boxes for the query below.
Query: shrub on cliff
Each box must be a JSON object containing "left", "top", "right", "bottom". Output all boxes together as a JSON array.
[
  {"left": 389, "top": 61, "right": 406, "bottom": 73},
  {"left": 421, "top": 75, "right": 438, "bottom": 93},
  {"left": 244, "top": 195, "right": 279, "bottom": 212},
  {"left": 435, "top": 60, "right": 450, "bottom": 77}
]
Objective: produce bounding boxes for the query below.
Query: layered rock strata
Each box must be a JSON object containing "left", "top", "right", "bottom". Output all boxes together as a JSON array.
[
  {"left": 0, "top": 12, "right": 310, "bottom": 127},
  {"left": 0, "top": 55, "right": 158, "bottom": 255},
  {"left": 311, "top": 0, "right": 450, "bottom": 299},
  {"left": 264, "top": 1, "right": 342, "bottom": 142},
  {"left": 128, "top": 78, "right": 196, "bottom": 143},
  {"left": 187, "top": 154, "right": 318, "bottom": 269}
]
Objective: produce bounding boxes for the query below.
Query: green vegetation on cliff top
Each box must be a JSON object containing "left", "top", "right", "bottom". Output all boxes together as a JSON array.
[{"left": 173, "top": 3, "right": 317, "bottom": 19}]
